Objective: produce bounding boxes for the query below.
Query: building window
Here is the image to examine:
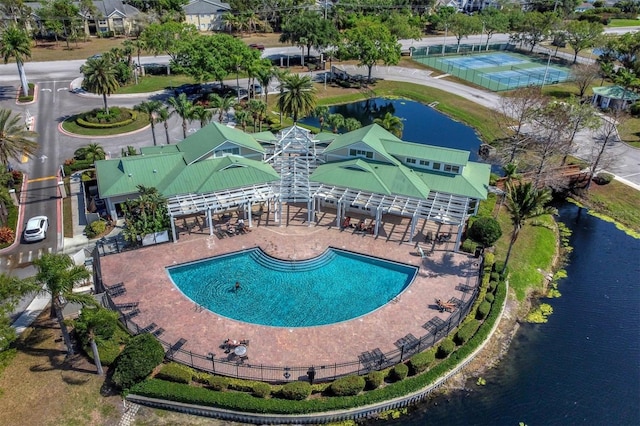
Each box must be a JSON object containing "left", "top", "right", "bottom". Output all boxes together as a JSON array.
[
  {"left": 214, "top": 147, "right": 240, "bottom": 157},
  {"left": 432, "top": 162, "right": 441, "bottom": 170},
  {"left": 98, "top": 20, "right": 107, "bottom": 26},
  {"left": 419, "top": 160, "right": 430, "bottom": 167},
  {"left": 349, "top": 149, "right": 373, "bottom": 159},
  {"left": 444, "top": 164, "right": 460, "bottom": 173},
  {"left": 406, "top": 157, "right": 416, "bottom": 164}
]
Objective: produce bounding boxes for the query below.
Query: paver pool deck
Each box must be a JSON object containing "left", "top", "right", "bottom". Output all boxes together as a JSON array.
[{"left": 100, "top": 210, "right": 480, "bottom": 380}]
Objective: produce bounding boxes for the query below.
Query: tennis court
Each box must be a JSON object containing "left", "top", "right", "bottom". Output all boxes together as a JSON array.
[{"left": 413, "top": 47, "right": 573, "bottom": 91}]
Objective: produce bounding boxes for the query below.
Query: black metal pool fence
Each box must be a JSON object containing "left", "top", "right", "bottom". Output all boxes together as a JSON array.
[
  {"left": 104, "top": 275, "right": 479, "bottom": 383},
  {"left": 411, "top": 43, "right": 573, "bottom": 91}
]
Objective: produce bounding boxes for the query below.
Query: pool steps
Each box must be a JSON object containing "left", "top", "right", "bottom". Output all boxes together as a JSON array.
[{"left": 248, "top": 249, "right": 337, "bottom": 272}]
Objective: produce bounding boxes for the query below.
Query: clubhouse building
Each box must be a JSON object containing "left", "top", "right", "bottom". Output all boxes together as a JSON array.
[{"left": 95, "top": 122, "right": 490, "bottom": 250}]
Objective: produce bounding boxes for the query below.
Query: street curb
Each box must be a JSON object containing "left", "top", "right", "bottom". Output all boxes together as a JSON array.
[
  {"left": 57, "top": 119, "right": 151, "bottom": 139},
  {"left": 0, "top": 174, "right": 28, "bottom": 254}
]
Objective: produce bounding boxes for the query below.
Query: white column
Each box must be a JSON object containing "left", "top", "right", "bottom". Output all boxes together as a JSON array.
[
  {"left": 374, "top": 208, "right": 381, "bottom": 237},
  {"left": 207, "top": 209, "right": 213, "bottom": 236},
  {"left": 336, "top": 201, "right": 342, "bottom": 228},
  {"left": 307, "top": 200, "right": 312, "bottom": 226},
  {"left": 170, "top": 216, "right": 177, "bottom": 242},
  {"left": 454, "top": 224, "right": 463, "bottom": 252},
  {"left": 409, "top": 214, "right": 417, "bottom": 243},
  {"left": 248, "top": 201, "right": 253, "bottom": 228}
]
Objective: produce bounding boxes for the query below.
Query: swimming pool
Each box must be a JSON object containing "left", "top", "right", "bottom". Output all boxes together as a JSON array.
[{"left": 167, "top": 248, "right": 417, "bottom": 327}]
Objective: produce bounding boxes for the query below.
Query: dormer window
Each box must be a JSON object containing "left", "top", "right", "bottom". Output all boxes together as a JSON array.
[
  {"left": 349, "top": 148, "right": 373, "bottom": 159},
  {"left": 432, "top": 162, "right": 441, "bottom": 171},
  {"left": 406, "top": 158, "right": 416, "bottom": 164},
  {"left": 214, "top": 147, "right": 240, "bottom": 157}
]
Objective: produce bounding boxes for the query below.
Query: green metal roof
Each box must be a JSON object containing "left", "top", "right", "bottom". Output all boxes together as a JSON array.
[
  {"left": 96, "top": 153, "right": 186, "bottom": 198},
  {"left": 162, "top": 156, "right": 280, "bottom": 196},
  {"left": 177, "top": 122, "right": 265, "bottom": 165},
  {"left": 414, "top": 161, "right": 491, "bottom": 199},
  {"left": 323, "top": 124, "right": 401, "bottom": 165},
  {"left": 140, "top": 145, "right": 180, "bottom": 155},
  {"left": 96, "top": 154, "right": 279, "bottom": 199},
  {"left": 381, "top": 139, "right": 470, "bottom": 166},
  {"left": 592, "top": 85, "right": 640, "bottom": 101},
  {"left": 310, "top": 159, "right": 431, "bottom": 198},
  {"left": 314, "top": 132, "right": 337, "bottom": 142},
  {"left": 251, "top": 131, "right": 278, "bottom": 142}
]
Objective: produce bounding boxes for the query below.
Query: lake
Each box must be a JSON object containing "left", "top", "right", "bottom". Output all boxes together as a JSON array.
[
  {"left": 378, "top": 205, "right": 640, "bottom": 425},
  {"left": 300, "top": 98, "right": 482, "bottom": 160}
]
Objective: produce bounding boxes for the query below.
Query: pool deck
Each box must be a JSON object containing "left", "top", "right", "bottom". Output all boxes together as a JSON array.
[{"left": 100, "top": 209, "right": 480, "bottom": 380}]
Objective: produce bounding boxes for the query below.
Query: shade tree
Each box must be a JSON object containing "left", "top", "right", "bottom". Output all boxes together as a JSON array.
[
  {"left": 565, "top": 20, "right": 604, "bottom": 64},
  {"left": 279, "top": 10, "right": 339, "bottom": 58},
  {"left": 340, "top": 18, "right": 401, "bottom": 83}
]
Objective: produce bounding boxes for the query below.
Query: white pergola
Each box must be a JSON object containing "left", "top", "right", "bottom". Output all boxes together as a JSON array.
[{"left": 166, "top": 126, "right": 479, "bottom": 250}]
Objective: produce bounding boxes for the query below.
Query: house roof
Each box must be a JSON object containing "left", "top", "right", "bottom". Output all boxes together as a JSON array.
[
  {"left": 310, "top": 159, "right": 431, "bottom": 199},
  {"left": 176, "top": 121, "right": 265, "bottom": 165},
  {"left": 592, "top": 85, "right": 640, "bottom": 101},
  {"left": 414, "top": 161, "right": 491, "bottom": 200},
  {"left": 183, "top": 0, "right": 231, "bottom": 14},
  {"left": 26, "top": 1, "right": 139, "bottom": 18},
  {"left": 96, "top": 153, "right": 279, "bottom": 199},
  {"left": 323, "top": 124, "right": 402, "bottom": 165},
  {"left": 381, "top": 139, "right": 470, "bottom": 166},
  {"left": 251, "top": 131, "right": 278, "bottom": 143}
]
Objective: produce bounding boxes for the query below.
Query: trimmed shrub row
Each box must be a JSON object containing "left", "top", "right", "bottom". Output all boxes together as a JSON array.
[
  {"left": 76, "top": 110, "right": 137, "bottom": 129},
  {"left": 330, "top": 375, "right": 365, "bottom": 396},
  {"left": 156, "top": 363, "right": 194, "bottom": 384}
]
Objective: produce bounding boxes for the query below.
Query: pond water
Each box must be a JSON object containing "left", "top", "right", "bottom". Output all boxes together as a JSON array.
[
  {"left": 379, "top": 204, "right": 640, "bottom": 425},
  {"left": 300, "top": 98, "right": 482, "bottom": 160}
]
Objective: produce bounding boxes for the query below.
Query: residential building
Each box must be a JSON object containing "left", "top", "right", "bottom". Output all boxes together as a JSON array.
[{"left": 183, "top": 0, "right": 231, "bottom": 32}]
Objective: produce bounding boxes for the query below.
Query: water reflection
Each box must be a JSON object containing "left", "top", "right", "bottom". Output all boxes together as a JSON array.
[{"left": 299, "top": 98, "right": 482, "bottom": 160}]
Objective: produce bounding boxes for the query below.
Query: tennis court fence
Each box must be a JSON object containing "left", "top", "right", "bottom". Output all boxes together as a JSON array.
[{"left": 412, "top": 43, "right": 573, "bottom": 91}]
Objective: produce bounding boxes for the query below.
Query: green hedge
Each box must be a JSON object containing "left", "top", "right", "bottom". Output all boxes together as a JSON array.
[
  {"left": 390, "top": 363, "right": 409, "bottom": 381},
  {"left": 112, "top": 333, "right": 165, "bottom": 390},
  {"left": 85, "top": 220, "right": 107, "bottom": 239},
  {"left": 128, "top": 279, "right": 508, "bottom": 415},
  {"left": 455, "top": 320, "right": 481, "bottom": 345},
  {"left": 436, "top": 338, "right": 455, "bottom": 359},
  {"left": 206, "top": 375, "right": 229, "bottom": 391},
  {"left": 253, "top": 382, "right": 271, "bottom": 398},
  {"left": 365, "top": 371, "right": 385, "bottom": 390},
  {"left": 476, "top": 301, "right": 491, "bottom": 319},
  {"left": 460, "top": 239, "right": 478, "bottom": 254},
  {"left": 408, "top": 349, "right": 435, "bottom": 374},
  {"left": 76, "top": 113, "right": 137, "bottom": 129},
  {"left": 330, "top": 375, "right": 365, "bottom": 396},
  {"left": 280, "top": 381, "right": 312, "bottom": 401},
  {"left": 155, "top": 363, "right": 194, "bottom": 384},
  {"left": 485, "top": 293, "right": 495, "bottom": 303}
]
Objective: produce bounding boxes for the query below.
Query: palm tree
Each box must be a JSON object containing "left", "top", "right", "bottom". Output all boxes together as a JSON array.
[
  {"left": 374, "top": 112, "right": 404, "bottom": 138},
  {"left": 74, "top": 143, "right": 106, "bottom": 163},
  {"left": 0, "top": 108, "right": 38, "bottom": 167},
  {"left": 313, "top": 106, "right": 330, "bottom": 132},
  {"left": 278, "top": 74, "right": 317, "bottom": 123},
  {"left": 34, "top": 253, "right": 95, "bottom": 356},
  {"left": 326, "top": 113, "right": 345, "bottom": 133},
  {"left": 134, "top": 100, "right": 163, "bottom": 146},
  {"left": 234, "top": 109, "right": 249, "bottom": 132},
  {"left": 168, "top": 93, "right": 194, "bottom": 139},
  {"left": 0, "top": 25, "right": 32, "bottom": 97},
  {"left": 218, "top": 95, "right": 236, "bottom": 123},
  {"left": 344, "top": 117, "right": 362, "bottom": 132},
  {"left": 273, "top": 68, "right": 290, "bottom": 123},
  {"left": 191, "top": 105, "right": 213, "bottom": 128},
  {"left": 255, "top": 67, "right": 275, "bottom": 105},
  {"left": 248, "top": 99, "right": 267, "bottom": 131},
  {"left": 81, "top": 56, "right": 119, "bottom": 114},
  {"left": 502, "top": 182, "right": 556, "bottom": 274},
  {"left": 157, "top": 107, "right": 171, "bottom": 144},
  {"left": 0, "top": 25, "right": 31, "bottom": 96}
]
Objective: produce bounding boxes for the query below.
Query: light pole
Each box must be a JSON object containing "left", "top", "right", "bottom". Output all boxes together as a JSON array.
[
  {"left": 442, "top": 24, "right": 448, "bottom": 56},
  {"left": 541, "top": 49, "right": 553, "bottom": 90}
]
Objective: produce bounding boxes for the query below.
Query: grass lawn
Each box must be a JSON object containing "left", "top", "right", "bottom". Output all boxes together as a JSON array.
[
  {"left": 29, "top": 37, "right": 132, "bottom": 62},
  {"left": 578, "top": 180, "right": 640, "bottom": 233},
  {"left": 617, "top": 118, "right": 640, "bottom": 148},
  {"left": 0, "top": 314, "right": 122, "bottom": 426},
  {"left": 61, "top": 110, "right": 150, "bottom": 136},
  {"left": 493, "top": 208, "right": 557, "bottom": 301},
  {"left": 116, "top": 74, "right": 196, "bottom": 94},
  {"left": 608, "top": 19, "right": 640, "bottom": 27}
]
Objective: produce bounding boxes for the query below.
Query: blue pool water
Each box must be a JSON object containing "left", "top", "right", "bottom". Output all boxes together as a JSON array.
[{"left": 168, "top": 248, "right": 417, "bottom": 327}]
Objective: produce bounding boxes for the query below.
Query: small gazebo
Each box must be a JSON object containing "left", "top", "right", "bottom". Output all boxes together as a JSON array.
[{"left": 591, "top": 85, "right": 639, "bottom": 110}]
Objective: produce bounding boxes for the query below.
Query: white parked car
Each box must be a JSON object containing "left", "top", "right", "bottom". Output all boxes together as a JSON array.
[{"left": 23, "top": 216, "right": 49, "bottom": 242}]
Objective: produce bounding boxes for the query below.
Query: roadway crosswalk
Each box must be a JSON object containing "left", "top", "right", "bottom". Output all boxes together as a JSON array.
[{"left": 2, "top": 247, "right": 54, "bottom": 267}]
